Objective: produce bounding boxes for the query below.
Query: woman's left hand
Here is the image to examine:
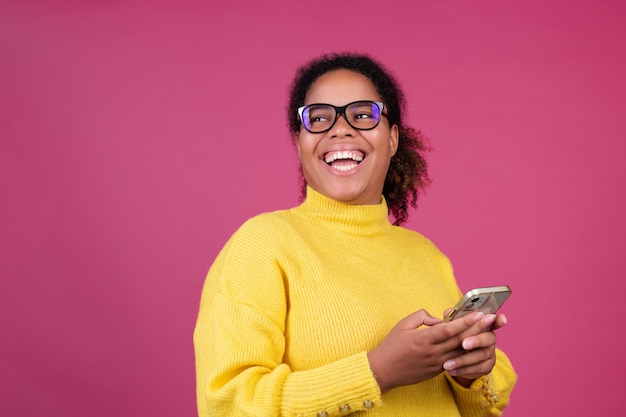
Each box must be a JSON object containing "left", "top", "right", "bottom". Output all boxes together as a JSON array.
[{"left": 442, "top": 313, "right": 508, "bottom": 387}]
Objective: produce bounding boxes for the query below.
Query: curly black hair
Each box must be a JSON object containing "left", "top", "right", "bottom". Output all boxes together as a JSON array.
[{"left": 286, "top": 52, "right": 431, "bottom": 225}]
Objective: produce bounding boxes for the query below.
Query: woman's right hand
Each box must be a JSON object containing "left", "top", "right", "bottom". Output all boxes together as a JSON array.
[{"left": 367, "top": 310, "right": 488, "bottom": 393}]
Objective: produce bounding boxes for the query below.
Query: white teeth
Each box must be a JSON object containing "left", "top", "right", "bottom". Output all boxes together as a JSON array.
[
  {"left": 324, "top": 151, "right": 364, "bottom": 164},
  {"left": 334, "top": 163, "right": 359, "bottom": 171}
]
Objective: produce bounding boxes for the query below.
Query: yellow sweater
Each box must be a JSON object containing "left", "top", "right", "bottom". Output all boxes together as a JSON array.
[{"left": 194, "top": 188, "right": 517, "bottom": 416}]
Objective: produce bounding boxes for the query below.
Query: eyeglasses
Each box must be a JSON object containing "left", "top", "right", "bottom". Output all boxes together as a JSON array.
[{"left": 297, "top": 100, "right": 388, "bottom": 134}]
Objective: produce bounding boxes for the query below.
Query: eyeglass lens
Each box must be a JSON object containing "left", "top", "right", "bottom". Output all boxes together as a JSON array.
[{"left": 301, "top": 101, "right": 382, "bottom": 133}]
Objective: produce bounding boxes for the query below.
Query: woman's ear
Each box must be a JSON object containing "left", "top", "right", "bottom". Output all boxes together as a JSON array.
[{"left": 389, "top": 124, "right": 399, "bottom": 156}]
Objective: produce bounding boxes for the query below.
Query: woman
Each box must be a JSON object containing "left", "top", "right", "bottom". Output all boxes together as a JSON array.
[{"left": 194, "top": 52, "right": 517, "bottom": 417}]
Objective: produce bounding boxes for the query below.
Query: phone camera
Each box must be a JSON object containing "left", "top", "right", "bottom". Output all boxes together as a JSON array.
[{"left": 471, "top": 297, "right": 480, "bottom": 303}]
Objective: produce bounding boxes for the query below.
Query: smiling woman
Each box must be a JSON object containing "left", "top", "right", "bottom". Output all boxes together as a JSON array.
[
  {"left": 287, "top": 54, "right": 431, "bottom": 225},
  {"left": 193, "top": 52, "right": 517, "bottom": 417},
  {"left": 295, "top": 69, "right": 399, "bottom": 207}
]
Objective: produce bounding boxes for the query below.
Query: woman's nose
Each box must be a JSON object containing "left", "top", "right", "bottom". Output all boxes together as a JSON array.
[{"left": 329, "top": 113, "right": 355, "bottom": 138}]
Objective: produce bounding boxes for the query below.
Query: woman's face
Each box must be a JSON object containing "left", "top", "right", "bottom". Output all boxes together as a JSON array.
[{"left": 296, "top": 69, "right": 398, "bottom": 205}]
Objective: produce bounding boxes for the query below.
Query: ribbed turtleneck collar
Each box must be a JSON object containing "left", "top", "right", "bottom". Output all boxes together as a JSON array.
[{"left": 291, "top": 186, "right": 392, "bottom": 236}]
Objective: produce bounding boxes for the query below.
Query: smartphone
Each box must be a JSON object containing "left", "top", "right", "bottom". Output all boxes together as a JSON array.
[{"left": 443, "top": 285, "right": 512, "bottom": 322}]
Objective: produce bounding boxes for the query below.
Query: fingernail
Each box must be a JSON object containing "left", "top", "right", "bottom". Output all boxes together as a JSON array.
[
  {"left": 473, "top": 312, "right": 484, "bottom": 322},
  {"left": 443, "top": 360, "right": 456, "bottom": 370},
  {"left": 462, "top": 339, "right": 474, "bottom": 350},
  {"left": 484, "top": 314, "right": 496, "bottom": 325}
]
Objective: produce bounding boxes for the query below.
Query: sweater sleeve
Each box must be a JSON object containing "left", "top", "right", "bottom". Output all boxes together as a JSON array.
[
  {"left": 430, "top": 237, "right": 518, "bottom": 416},
  {"left": 193, "top": 218, "right": 382, "bottom": 417},
  {"left": 445, "top": 348, "right": 517, "bottom": 417}
]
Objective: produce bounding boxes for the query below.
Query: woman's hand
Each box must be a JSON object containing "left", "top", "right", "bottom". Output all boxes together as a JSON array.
[
  {"left": 367, "top": 310, "right": 489, "bottom": 393},
  {"left": 443, "top": 313, "right": 508, "bottom": 387}
]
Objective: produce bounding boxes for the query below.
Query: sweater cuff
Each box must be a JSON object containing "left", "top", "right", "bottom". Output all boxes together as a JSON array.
[
  {"left": 446, "top": 373, "right": 502, "bottom": 417},
  {"left": 281, "top": 351, "right": 382, "bottom": 416}
]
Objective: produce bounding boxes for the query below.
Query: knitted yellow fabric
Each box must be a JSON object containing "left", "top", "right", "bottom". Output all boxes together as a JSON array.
[{"left": 194, "top": 188, "right": 517, "bottom": 416}]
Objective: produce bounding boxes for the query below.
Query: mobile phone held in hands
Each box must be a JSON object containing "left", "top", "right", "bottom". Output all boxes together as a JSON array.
[{"left": 443, "top": 285, "right": 512, "bottom": 322}]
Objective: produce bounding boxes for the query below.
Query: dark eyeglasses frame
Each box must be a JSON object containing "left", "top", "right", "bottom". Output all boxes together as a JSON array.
[{"left": 297, "top": 100, "right": 388, "bottom": 134}]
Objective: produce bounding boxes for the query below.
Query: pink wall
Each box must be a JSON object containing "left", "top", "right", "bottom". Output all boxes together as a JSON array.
[{"left": 1, "top": 1, "right": 625, "bottom": 415}]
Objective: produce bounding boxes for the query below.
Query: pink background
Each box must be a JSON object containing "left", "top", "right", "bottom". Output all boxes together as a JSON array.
[{"left": 1, "top": 1, "right": 625, "bottom": 415}]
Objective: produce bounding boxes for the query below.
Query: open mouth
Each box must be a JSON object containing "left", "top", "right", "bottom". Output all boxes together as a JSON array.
[{"left": 324, "top": 150, "right": 364, "bottom": 172}]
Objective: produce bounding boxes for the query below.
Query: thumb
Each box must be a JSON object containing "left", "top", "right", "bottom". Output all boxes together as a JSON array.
[{"left": 397, "top": 309, "right": 441, "bottom": 330}]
